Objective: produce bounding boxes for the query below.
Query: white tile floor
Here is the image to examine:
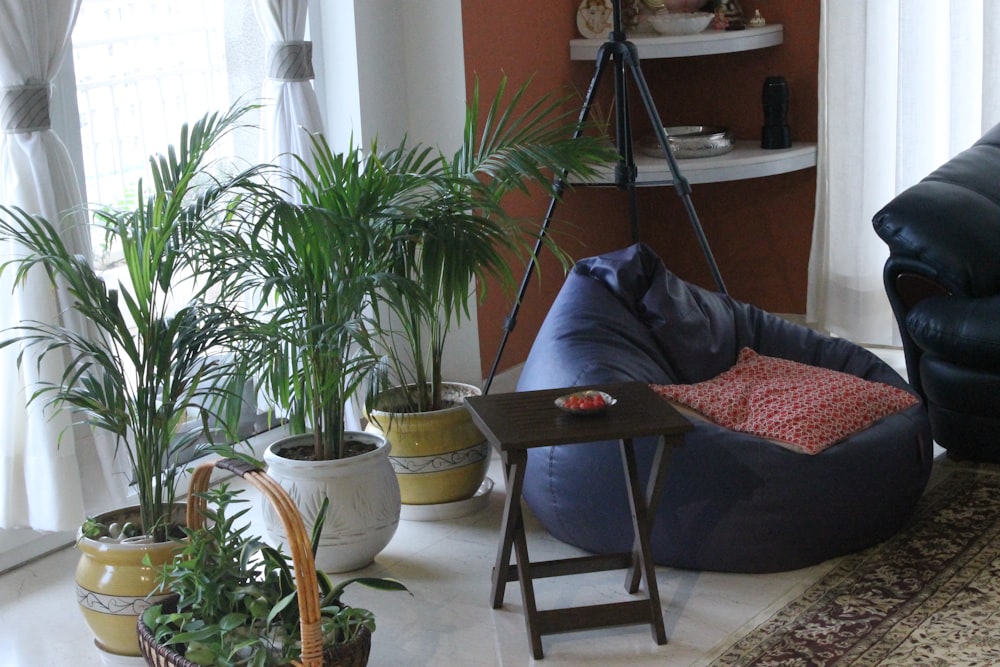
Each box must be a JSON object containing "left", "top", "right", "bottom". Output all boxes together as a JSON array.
[
  {"left": 0, "top": 348, "right": 918, "bottom": 666},
  {"left": 0, "top": 450, "right": 847, "bottom": 667}
]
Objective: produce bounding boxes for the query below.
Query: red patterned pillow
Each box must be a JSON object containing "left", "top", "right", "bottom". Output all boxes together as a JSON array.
[{"left": 650, "top": 348, "right": 920, "bottom": 454}]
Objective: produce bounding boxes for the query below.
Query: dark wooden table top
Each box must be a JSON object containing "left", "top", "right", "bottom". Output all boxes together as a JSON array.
[{"left": 465, "top": 381, "right": 692, "bottom": 451}]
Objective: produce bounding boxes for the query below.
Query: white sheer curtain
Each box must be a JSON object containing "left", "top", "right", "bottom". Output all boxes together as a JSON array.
[
  {"left": 0, "top": 0, "right": 95, "bottom": 531},
  {"left": 252, "top": 0, "right": 325, "bottom": 199},
  {"left": 251, "top": 0, "right": 377, "bottom": 430},
  {"left": 807, "top": 1, "right": 1000, "bottom": 346}
]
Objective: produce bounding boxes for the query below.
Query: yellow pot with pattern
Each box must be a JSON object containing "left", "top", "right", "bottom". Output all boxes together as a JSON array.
[
  {"left": 367, "top": 382, "right": 489, "bottom": 505},
  {"left": 75, "top": 505, "right": 183, "bottom": 657}
]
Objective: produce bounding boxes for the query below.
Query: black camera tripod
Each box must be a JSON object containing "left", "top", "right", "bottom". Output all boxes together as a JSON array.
[{"left": 483, "top": 0, "right": 727, "bottom": 394}]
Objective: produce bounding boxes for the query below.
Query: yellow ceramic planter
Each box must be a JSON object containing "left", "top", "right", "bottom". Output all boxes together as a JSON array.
[
  {"left": 367, "top": 382, "right": 489, "bottom": 505},
  {"left": 75, "top": 506, "right": 182, "bottom": 657}
]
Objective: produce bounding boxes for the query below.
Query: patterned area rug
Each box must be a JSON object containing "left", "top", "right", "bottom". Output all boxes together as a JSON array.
[{"left": 709, "top": 467, "right": 1000, "bottom": 666}]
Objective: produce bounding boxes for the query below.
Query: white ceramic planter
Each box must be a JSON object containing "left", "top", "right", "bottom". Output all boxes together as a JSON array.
[{"left": 263, "top": 431, "right": 400, "bottom": 573}]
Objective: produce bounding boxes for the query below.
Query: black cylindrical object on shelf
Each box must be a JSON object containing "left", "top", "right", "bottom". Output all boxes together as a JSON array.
[{"left": 761, "top": 76, "right": 792, "bottom": 149}]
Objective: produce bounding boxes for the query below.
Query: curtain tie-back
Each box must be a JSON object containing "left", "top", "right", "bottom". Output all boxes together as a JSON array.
[
  {"left": 267, "top": 41, "right": 314, "bottom": 82},
  {"left": 1, "top": 83, "right": 51, "bottom": 134}
]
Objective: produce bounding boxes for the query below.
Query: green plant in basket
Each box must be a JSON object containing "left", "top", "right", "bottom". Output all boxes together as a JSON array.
[{"left": 143, "top": 484, "right": 409, "bottom": 666}]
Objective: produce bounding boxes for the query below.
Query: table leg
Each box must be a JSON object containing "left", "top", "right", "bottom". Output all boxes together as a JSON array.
[
  {"left": 491, "top": 450, "right": 545, "bottom": 658},
  {"left": 619, "top": 437, "right": 668, "bottom": 645},
  {"left": 491, "top": 450, "right": 521, "bottom": 608},
  {"left": 625, "top": 436, "right": 675, "bottom": 593},
  {"left": 512, "top": 510, "right": 544, "bottom": 658}
]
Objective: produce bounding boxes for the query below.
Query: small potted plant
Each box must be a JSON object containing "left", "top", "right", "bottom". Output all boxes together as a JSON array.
[
  {"left": 0, "top": 105, "right": 264, "bottom": 658},
  {"left": 139, "top": 459, "right": 409, "bottom": 667},
  {"left": 363, "top": 77, "right": 616, "bottom": 507}
]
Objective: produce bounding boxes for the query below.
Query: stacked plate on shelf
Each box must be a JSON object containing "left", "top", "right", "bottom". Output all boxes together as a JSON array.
[{"left": 640, "top": 125, "right": 735, "bottom": 159}]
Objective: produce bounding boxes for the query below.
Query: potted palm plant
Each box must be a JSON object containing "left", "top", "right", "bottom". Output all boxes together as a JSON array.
[
  {"left": 228, "top": 141, "right": 432, "bottom": 572},
  {"left": 0, "top": 105, "right": 264, "bottom": 659},
  {"left": 363, "top": 77, "right": 616, "bottom": 508}
]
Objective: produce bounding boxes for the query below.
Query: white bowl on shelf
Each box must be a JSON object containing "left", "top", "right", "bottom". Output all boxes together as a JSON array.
[{"left": 648, "top": 11, "right": 713, "bottom": 36}]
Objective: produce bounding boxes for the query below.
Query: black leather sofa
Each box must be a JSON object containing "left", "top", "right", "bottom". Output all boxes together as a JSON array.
[{"left": 873, "top": 124, "right": 1000, "bottom": 462}]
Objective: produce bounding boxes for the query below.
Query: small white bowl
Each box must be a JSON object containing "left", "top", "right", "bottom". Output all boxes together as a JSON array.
[{"left": 648, "top": 11, "right": 713, "bottom": 36}]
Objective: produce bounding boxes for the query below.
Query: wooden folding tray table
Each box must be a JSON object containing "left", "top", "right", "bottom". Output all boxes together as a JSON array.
[{"left": 465, "top": 381, "right": 692, "bottom": 659}]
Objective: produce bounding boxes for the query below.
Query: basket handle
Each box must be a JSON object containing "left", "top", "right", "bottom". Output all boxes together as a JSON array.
[{"left": 187, "top": 459, "right": 324, "bottom": 667}]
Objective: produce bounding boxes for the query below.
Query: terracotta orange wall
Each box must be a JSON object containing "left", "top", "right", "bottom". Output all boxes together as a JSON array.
[{"left": 462, "top": 1, "right": 820, "bottom": 378}]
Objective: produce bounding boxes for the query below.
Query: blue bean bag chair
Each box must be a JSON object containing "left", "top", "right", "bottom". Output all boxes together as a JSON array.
[{"left": 516, "top": 243, "right": 933, "bottom": 573}]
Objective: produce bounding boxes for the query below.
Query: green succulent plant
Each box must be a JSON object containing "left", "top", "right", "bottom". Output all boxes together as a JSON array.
[{"left": 143, "top": 483, "right": 408, "bottom": 667}]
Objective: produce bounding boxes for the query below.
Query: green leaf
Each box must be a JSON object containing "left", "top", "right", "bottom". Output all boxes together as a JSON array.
[
  {"left": 323, "top": 576, "right": 411, "bottom": 607},
  {"left": 218, "top": 612, "right": 247, "bottom": 631},
  {"left": 266, "top": 591, "right": 297, "bottom": 626},
  {"left": 181, "top": 642, "right": 218, "bottom": 666},
  {"left": 140, "top": 604, "right": 163, "bottom": 629},
  {"left": 310, "top": 496, "right": 329, "bottom": 557},
  {"left": 171, "top": 625, "right": 219, "bottom": 644}
]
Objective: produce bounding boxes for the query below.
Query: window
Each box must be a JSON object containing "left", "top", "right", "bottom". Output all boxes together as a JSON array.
[
  {"left": 72, "top": 0, "right": 263, "bottom": 266},
  {"left": 70, "top": 1, "right": 270, "bottom": 476},
  {"left": 0, "top": 2, "right": 269, "bottom": 571}
]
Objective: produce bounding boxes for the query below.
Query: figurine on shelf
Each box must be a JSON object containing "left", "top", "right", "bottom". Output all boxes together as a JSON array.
[
  {"left": 622, "top": 0, "right": 641, "bottom": 31},
  {"left": 749, "top": 9, "right": 766, "bottom": 27},
  {"left": 711, "top": 8, "right": 729, "bottom": 30},
  {"left": 715, "top": 0, "right": 746, "bottom": 30},
  {"left": 577, "top": 0, "right": 613, "bottom": 40}
]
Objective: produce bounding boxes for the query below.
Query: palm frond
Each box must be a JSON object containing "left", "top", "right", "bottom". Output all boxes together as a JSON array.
[{"left": 363, "top": 76, "right": 616, "bottom": 412}]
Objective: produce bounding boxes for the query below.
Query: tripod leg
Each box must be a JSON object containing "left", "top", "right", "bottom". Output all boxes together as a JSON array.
[
  {"left": 622, "top": 46, "right": 728, "bottom": 295},
  {"left": 485, "top": 4, "right": 728, "bottom": 392},
  {"left": 610, "top": 40, "right": 641, "bottom": 243},
  {"left": 482, "top": 43, "right": 616, "bottom": 394}
]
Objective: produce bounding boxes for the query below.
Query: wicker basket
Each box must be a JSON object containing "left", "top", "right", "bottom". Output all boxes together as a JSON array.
[{"left": 137, "top": 458, "right": 373, "bottom": 667}]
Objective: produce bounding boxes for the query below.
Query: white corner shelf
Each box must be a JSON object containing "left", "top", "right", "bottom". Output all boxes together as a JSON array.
[
  {"left": 572, "top": 140, "right": 817, "bottom": 187},
  {"left": 568, "top": 24, "right": 811, "bottom": 185},
  {"left": 570, "top": 24, "right": 783, "bottom": 61}
]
